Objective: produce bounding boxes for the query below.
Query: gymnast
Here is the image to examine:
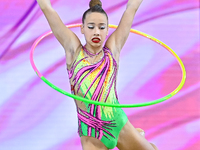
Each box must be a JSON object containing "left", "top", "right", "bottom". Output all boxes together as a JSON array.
[{"left": 36, "top": 0, "right": 158, "bottom": 149}]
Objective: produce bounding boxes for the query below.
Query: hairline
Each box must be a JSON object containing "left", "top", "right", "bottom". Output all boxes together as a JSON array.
[{"left": 83, "top": 12, "right": 109, "bottom": 26}]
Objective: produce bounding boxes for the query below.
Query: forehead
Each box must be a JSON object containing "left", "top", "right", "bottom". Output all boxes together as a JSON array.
[{"left": 85, "top": 12, "right": 107, "bottom": 24}]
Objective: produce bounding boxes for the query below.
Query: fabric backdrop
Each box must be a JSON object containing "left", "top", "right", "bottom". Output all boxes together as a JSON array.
[{"left": 0, "top": 0, "right": 199, "bottom": 149}]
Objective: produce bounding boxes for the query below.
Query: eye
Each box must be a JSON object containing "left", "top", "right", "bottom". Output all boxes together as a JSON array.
[
  {"left": 88, "top": 26, "right": 94, "bottom": 29},
  {"left": 99, "top": 26, "right": 105, "bottom": 30}
]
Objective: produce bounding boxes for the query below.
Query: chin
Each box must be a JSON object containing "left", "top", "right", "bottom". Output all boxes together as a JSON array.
[{"left": 91, "top": 42, "right": 102, "bottom": 47}]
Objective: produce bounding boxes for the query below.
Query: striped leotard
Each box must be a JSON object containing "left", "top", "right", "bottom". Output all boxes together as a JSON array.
[{"left": 67, "top": 46, "right": 128, "bottom": 149}]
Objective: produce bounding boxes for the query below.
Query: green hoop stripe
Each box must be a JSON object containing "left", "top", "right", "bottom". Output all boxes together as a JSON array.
[{"left": 30, "top": 24, "right": 186, "bottom": 108}]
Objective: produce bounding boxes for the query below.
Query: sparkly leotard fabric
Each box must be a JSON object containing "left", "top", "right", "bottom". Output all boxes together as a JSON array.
[{"left": 67, "top": 46, "right": 128, "bottom": 149}]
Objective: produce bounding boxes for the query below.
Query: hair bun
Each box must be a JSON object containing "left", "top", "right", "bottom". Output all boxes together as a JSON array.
[{"left": 89, "top": 0, "right": 102, "bottom": 8}]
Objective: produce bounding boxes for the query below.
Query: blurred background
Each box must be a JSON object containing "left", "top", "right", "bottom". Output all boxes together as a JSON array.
[{"left": 0, "top": 0, "right": 199, "bottom": 149}]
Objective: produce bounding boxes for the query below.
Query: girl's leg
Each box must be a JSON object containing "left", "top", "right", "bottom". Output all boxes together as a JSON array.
[
  {"left": 150, "top": 143, "right": 158, "bottom": 150},
  {"left": 136, "top": 128, "right": 158, "bottom": 150},
  {"left": 117, "top": 120, "right": 158, "bottom": 150},
  {"left": 81, "top": 136, "right": 109, "bottom": 150}
]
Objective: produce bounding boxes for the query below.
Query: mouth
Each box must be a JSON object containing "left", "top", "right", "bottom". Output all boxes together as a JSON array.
[{"left": 92, "top": 38, "right": 101, "bottom": 43}]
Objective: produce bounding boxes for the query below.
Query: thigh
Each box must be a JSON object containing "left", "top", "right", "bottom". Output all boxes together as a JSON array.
[
  {"left": 81, "top": 136, "right": 109, "bottom": 150},
  {"left": 117, "top": 120, "right": 155, "bottom": 150}
]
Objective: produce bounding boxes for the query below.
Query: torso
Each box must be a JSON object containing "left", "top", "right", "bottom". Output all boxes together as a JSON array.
[
  {"left": 67, "top": 46, "right": 128, "bottom": 149},
  {"left": 67, "top": 46, "right": 119, "bottom": 111}
]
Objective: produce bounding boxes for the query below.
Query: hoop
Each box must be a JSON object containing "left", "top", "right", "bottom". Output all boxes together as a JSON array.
[{"left": 30, "top": 24, "right": 186, "bottom": 108}]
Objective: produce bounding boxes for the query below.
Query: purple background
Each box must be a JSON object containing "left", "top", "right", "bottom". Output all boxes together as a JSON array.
[{"left": 0, "top": 0, "right": 199, "bottom": 149}]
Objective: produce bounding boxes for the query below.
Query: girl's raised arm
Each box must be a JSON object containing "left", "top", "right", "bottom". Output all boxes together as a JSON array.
[
  {"left": 36, "top": 0, "right": 81, "bottom": 65},
  {"left": 106, "top": 0, "right": 143, "bottom": 55}
]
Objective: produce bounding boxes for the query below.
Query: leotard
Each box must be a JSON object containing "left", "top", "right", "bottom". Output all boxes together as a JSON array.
[{"left": 67, "top": 46, "right": 128, "bottom": 149}]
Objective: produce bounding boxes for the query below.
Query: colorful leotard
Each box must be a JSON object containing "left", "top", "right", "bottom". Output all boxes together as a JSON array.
[{"left": 67, "top": 46, "right": 128, "bottom": 149}]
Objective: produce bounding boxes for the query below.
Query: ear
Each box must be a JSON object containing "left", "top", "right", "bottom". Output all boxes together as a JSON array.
[{"left": 81, "top": 24, "right": 84, "bottom": 34}]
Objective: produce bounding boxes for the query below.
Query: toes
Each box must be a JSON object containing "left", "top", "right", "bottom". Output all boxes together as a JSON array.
[{"left": 136, "top": 128, "right": 145, "bottom": 137}]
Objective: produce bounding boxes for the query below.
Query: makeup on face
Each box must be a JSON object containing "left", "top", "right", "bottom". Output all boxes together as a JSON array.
[
  {"left": 86, "top": 23, "right": 107, "bottom": 43},
  {"left": 92, "top": 37, "right": 101, "bottom": 43},
  {"left": 87, "top": 23, "right": 106, "bottom": 30},
  {"left": 82, "top": 12, "right": 108, "bottom": 46}
]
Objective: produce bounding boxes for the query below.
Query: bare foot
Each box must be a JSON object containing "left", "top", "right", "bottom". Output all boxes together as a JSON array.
[
  {"left": 136, "top": 128, "right": 145, "bottom": 137},
  {"left": 150, "top": 143, "right": 159, "bottom": 150},
  {"left": 136, "top": 128, "right": 158, "bottom": 150}
]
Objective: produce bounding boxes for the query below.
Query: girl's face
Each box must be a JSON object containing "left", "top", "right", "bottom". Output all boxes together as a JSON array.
[{"left": 81, "top": 12, "right": 109, "bottom": 48}]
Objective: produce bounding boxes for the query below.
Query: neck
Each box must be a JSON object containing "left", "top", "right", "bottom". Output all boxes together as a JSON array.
[
  {"left": 83, "top": 45, "right": 103, "bottom": 57},
  {"left": 84, "top": 44, "right": 103, "bottom": 55}
]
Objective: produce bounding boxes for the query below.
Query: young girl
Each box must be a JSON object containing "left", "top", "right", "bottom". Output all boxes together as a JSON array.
[{"left": 36, "top": 0, "right": 158, "bottom": 149}]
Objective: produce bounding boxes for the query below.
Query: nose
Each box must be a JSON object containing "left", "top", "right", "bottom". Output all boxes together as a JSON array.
[{"left": 94, "top": 27, "right": 100, "bottom": 36}]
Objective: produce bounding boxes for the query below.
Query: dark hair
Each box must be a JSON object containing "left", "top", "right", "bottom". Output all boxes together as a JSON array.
[{"left": 82, "top": 2, "right": 108, "bottom": 24}]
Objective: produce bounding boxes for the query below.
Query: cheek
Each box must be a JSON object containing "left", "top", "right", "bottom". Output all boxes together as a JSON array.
[
  {"left": 84, "top": 30, "right": 92, "bottom": 38},
  {"left": 102, "top": 31, "right": 108, "bottom": 38}
]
